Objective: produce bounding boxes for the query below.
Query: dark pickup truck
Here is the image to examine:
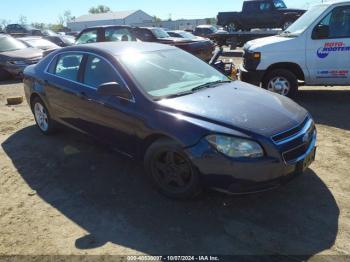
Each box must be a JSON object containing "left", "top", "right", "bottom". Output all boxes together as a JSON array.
[{"left": 217, "top": 0, "right": 305, "bottom": 31}]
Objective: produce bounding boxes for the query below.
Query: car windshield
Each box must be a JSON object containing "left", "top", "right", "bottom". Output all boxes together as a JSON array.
[
  {"left": 280, "top": 4, "right": 329, "bottom": 37},
  {"left": 119, "top": 49, "right": 229, "bottom": 99},
  {"left": 0, "top": 36, "right": 27, "bottom": 52},
  {"left": 43, "top": 30, "right": 58, "bottom": 36},
  {"left": 196, "top": 27, "right": 217, "bottom": 34},
  {"left": 178, "top": 31, "right": 196, "bottom": 39},
  {"left": 23, "top": 24, "right": 36, "bottom": 30},
  {"left": 150, "top": 28, "right": 170, "bottom": 39},
  {"left": 273, "top": 0, "right": 287, "bottom": 9}
]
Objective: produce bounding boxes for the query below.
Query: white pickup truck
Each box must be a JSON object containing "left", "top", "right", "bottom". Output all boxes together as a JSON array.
[{"left": 240, "top": 1, "right": 350, "bottom": 97}]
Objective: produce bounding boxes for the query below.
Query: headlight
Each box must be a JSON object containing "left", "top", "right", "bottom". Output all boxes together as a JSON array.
[
  {"left": 206, "top": 135, "right": 264, "bottom": 158},
  {"left": 8, "top": 60, "right": 27, "bottom": 66}
]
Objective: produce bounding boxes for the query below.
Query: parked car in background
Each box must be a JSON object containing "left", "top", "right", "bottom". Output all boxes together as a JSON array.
[
  {"left": 167, "top": 30, "right": 206, "bottom": 40},
  {"left": 42, "top": 30, "right": 75, "bottom": 47},
  {"left": 133, "top": 27, "right": 215, "bottom": 61},
  {"left": 217, "top": 0, "right": 305, "bottom": 31},
  {"left": 23, "top": 42, "right": 316, "bottom": 199},
  {"left": 5, "top": 24, "right": 42, "bottom": 36},
  {"left": 193, "top": 25, "right": 227, "bottom": 37},
  {"left": 193, "top": 25, "right": 217, "bottom": 37},
  {"left": 0, "top": 34, "right": 42, "bottom": 80},
  {"left": 240, "top": 1, "right": 350, "bottom": 97},
  {"left": 76, "top": 26, "right": 215, "bottom": 61},
  {"left": 75, "top": 25, "right": 137, "bottom": 44},
  {"left": 18, "top": 37, "right": 60, "bottom": 51}
]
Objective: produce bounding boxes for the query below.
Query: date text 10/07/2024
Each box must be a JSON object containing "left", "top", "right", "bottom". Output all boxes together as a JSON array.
[{"left": 127, "top": 256, "right": 220, "bottom": 261}]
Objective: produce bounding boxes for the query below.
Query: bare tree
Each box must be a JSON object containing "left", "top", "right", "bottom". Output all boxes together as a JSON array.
[{"left": 18, "top": 15, "right": 27, "bottom": 25}]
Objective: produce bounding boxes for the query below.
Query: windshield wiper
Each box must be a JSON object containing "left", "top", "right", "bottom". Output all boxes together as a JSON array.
[
  {"left": 191, "top": 80, "right": 231, "bottom": 92},
  {"left": 157, "top": 80, "right": 231, "bottom": 100}
]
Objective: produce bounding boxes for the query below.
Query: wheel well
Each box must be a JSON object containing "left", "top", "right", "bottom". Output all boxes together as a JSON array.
[
  {"left": 29, "top": 93, "right": 41, "bottom": 109},
  {"left": 141, "top": 134, "right": 176, "bottom": 160},
  {"left": 264, "top": 63, "right": 305, "bottom": 81}
]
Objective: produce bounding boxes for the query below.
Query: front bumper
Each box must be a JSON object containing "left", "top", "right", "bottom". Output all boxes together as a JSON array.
[
  {"left": 2, "top": 64, "right": 28, "bottom": 77},
  {"left": 239, "top": 64, "right": 265, "bottom": 87},
  {"left": 185, "top": 131, "right": 316, "bottom": 194}
]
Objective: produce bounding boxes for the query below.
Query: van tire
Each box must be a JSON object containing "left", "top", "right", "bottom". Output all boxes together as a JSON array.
[{"left": 262, "top": 69, "right": 298, "bottom": 98}]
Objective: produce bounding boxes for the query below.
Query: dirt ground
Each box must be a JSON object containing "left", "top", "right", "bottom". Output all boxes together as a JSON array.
[{"left": 0, "top": 77, "right": 349, "bottom": 259}]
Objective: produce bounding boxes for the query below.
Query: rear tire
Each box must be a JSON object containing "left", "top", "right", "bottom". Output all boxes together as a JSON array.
[
  {"left": 262, "top": 69, "right": 298, "bottom": 98},
  {"left": 144, "top": 138, "right": 202, "bottom": 199},
  {"left": 31, "top": 97, "right": 57, "bottom": 135}
]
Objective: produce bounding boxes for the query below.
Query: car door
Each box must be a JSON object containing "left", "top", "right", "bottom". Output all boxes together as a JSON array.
[
  {"left": 258, "top": 2, "right": 275, "bottom": 28},
  {"left": 306, "top": 5, "right": 350, "bottom": 85},
  {"left": 73, "top": 54, "right": 138, "bottom": 156},
  {"left": 44, "top": 52, "right": 86, "bottom": 130}
]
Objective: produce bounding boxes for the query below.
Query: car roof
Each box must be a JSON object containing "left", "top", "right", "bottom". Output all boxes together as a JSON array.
[
  {"left": 196, "top": 25, "right": 215, "bottom": 28},
  {"left": 63, "top": 42, "right": 176, "bottom": 56},
  {"left": 81, "top": 25, "right": 133, "bottom": 30},
  {"left": 167, "top": 30, "right": 186, "bottom": 33}
]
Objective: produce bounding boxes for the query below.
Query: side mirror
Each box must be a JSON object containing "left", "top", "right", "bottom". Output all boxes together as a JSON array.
[
  {"left": 313, "top": 24, "right": 330, "bottom": 39},
  {"left": 97, "top": 82, "right": 132, "bottom": 100}
]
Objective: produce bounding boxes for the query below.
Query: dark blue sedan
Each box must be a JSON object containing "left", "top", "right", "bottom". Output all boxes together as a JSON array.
[{"left": 23, "top": 42, "right": 317, "bottom": 199}]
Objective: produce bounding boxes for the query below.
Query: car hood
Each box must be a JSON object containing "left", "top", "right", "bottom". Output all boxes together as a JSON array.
[
  {"left": 157, "top": 81, "right": 308, "bottom": 137},
  {"left": 157, "top": 37, "right": 193, "bottom": 44},
  {"left": 244, "top": 35, "right": 298, "bottom": 51},
  {"left": 0, "top": 48, "right": 42, "bottom": 60}
]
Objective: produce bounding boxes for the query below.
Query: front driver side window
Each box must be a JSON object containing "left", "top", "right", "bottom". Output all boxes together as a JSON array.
[
  {"left": 76, "top": 30, "right": 98, "bottom": 44},
  {"left": 317, "top": 6, "right": 350, "bottom": 38},
  {"left": 54, "top": 53, "right": 83, "bottom": 81},
  {"left": 83, "top": 55, "right": 119, "bottom": 88}
]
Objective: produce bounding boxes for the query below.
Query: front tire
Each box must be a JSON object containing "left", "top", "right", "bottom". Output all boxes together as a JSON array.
[
  {"left": 262, "top": 69, "right": 298, "bottom": 98},
  {"left": 282, "top": 20, "right": 294, "bottom": 30},
  {"left": 0, "top": 68, "right": 11, "bottom": 81},
  {"left": 144, "top": 138, "right": 202, "bottom": 199},
  {"left": 31, "top": 97, "right": 56, "bottom": 135}
]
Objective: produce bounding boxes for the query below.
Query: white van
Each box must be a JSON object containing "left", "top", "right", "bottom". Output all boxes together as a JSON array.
[{"left": 240, "top": 1, "right": 350, "bottom": 97}]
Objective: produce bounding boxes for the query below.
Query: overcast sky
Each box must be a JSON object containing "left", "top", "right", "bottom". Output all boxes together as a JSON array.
[{"left": 0, "top": 0, "right": 326, "bottom": 24}]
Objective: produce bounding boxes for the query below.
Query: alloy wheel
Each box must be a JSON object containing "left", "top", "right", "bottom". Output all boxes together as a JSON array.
[
  {"left": 34, "top": 102, "right": 49, "bottom": 132},
  {"left": 151, "top": 150, "right": 193, "bottom": 193},
  {"left": 267, "top": 76, "right": 291, "bottom": 96}
]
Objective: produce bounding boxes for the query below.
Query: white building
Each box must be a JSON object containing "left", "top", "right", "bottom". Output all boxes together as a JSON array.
[
  {"left": 138, "top": 19, "right": 208, "bottom": 30},
  {"left": 67, "top": 10, "right": 155, "bottom": 31}
]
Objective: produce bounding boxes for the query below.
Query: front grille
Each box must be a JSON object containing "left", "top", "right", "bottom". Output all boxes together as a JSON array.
[
  {"left": 25, "top": 57, "right": 42, "bottom": 65},
  {"left": 283, "top": 143, "right": 309, "bottom": 162},
  {"left": 242, "top": 50, "right": 259, "bottom": 70},
  {"left": 272, "top": 117, "right": 309, "bottom": 143}
]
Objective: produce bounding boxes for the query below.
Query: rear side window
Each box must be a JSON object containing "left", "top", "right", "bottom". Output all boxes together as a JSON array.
[
  {"left": 105, "top": 28, "right": 136, "bottom": 42},
  {"left": 83, "top": 55, "right": 118, "bottom": 88},
  {"left": 54, "top": 53, "right": 83, "bottom": 81},
  {"left": 76, "top": 29, "right": 98, "bottom": 44},
  {"left": 260, "top": 2, "right": 272, "bottom": 11}
]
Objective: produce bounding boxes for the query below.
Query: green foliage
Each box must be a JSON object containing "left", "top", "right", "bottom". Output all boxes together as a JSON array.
[
  {"left": 49, "top": 24, "right": 65, "bottom": 32},
  {"left": 89, "top": 5, "right": 111, "bottom": 14},
  {"left": 153, "top": 16, "right": 162, "bottom": 22}
]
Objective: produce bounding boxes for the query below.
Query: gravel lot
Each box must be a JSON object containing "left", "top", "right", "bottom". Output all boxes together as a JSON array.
[{"left": 0, "top": 77, "right": 349, "bottom": 258}]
